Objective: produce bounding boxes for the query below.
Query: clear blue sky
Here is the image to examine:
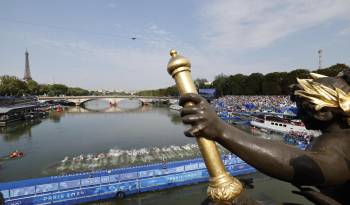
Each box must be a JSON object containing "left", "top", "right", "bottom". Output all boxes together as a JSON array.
[{"left": 0, "top": 0, "right": 349, "bottom": 91}]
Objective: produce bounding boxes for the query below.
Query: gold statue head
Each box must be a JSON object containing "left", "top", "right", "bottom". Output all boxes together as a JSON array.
[{"left": 294, "top": 72, "right": 350, "bottom": 126}]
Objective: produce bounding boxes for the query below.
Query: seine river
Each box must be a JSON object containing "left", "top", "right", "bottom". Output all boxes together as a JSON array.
[{"left": 0, "top": 99, "right": 311, "bottom": 204}]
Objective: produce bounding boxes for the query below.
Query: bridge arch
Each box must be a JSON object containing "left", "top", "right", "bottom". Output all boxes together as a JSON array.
[{"left": 37, "top": 96, "right": 176, "bottom": 107}]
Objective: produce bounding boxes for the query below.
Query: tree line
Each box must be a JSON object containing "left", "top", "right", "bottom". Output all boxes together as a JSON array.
[
  {"left": 212, "top": 63, "right": 349, "bottom": 96},
  {"left": 0, "top": 76, "right": 128, "bottom": 97},
  {"left": 136, "top": 63, "right": 349, "bottom": 96},
  {"left": 2, "top": 63, "right": 348, "bottom": 97},
  {"left": 0, "top": 76, "right": 91, "bottom": 96},
  {"left": 135, "top": 86, "right": 178, "bottom": 96}
]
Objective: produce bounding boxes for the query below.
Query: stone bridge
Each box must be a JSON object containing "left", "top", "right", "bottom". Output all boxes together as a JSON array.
[
  {"left": 37, "top": 95, "right": 177, "bottom": 106},
  {"left": 64, "top": 104, "right": 153, "bottom": 113}
]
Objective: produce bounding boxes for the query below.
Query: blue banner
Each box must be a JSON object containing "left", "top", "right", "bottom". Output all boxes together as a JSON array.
[
  {"left": 109, "top": 174, "right": 120, "bottom": 183},
  {"left": 119, "top": 172, "right": 138, "bottom": 181},
  {"left": 81, "top": 177, "right": 101, "bottom": 186},
  {"left": 59, "top": 179, "right": 81, "bottom": 190},
  {"left": 139, "top": 170, "right": 154, "bottom": 178},
  {"left": 35, "top": 183, "right": 59, "bottom": 194},
  {"left": 10, "top": 186, "right": 35, "bottom": 198}
]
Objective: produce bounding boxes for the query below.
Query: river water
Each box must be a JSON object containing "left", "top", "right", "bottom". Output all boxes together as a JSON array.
[{"left": 0, "top": 99, "right": 311, "bottom": 204}]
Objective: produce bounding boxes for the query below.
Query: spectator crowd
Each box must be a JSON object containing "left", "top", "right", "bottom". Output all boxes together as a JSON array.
[{"left": 212, "top": 95, "right": 297, "bottom": 116}]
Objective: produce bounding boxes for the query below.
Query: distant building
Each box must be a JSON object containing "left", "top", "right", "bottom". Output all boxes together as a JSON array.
[
  {"left": 23, "top": 49, "right": 32, "bottom": 81},
  {"left": 204, "top": 81, "right": 212, "bottom": 86}
]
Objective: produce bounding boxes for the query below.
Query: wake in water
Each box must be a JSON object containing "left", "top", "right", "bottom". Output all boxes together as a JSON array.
[{"left": 43, "top": 144, "right": 229, "bottom": 175}]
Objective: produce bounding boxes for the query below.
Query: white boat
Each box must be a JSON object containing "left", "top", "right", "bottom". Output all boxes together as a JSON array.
[
  {"left": 250, "top": 115, "right": 321, "bottom": 137},
  {"left": 169, "top": 104, "right": 183, "bottom": 111}
]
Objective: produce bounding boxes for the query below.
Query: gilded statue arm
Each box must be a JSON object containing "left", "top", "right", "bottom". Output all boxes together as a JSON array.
[{"left": 179, "top": 93, "right": 350, "bottom": 186}]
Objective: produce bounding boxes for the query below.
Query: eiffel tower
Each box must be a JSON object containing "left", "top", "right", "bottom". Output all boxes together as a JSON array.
[{"left": 23, "top": 49, "right": 32, "bottom": 81}]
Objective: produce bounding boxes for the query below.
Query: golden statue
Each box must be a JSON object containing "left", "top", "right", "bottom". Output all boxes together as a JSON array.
[
  {"left": 167, "top": 50, "right": 243, "bottom": 203},
  {"left": 167, "top": 50, "right": 350, "bottom": 204}
]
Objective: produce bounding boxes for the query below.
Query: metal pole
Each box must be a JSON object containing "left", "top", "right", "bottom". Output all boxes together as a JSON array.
[{"left": 318, "top": 49, "right": 322, "bottom": 69}]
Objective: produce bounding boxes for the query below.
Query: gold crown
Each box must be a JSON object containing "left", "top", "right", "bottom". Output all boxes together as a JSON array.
[{"left": 295, "top": 73, "right": 350, "bottom": 121}]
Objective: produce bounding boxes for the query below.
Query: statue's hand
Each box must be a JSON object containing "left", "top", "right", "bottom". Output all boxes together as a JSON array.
[{"left": 179, "top": 93, "right": 227, "bottom": 141}]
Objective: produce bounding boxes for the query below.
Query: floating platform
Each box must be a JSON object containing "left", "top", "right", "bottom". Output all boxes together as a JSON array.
[{"left": 0, "top": 155, "right": 255, "bottom": 205}]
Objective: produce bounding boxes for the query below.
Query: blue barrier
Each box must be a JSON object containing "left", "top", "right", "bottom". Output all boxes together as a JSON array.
[
  {"left": 220, "top": 116, "right": 241, "bottom": 121},
  {"left": 0, "top": 155, "right": 255, "bottom": 205}
]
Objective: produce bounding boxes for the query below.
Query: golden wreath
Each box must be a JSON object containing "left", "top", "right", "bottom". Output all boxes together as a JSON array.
[{"left": 295, "top": 73, "right": 350, "bottom": 125}]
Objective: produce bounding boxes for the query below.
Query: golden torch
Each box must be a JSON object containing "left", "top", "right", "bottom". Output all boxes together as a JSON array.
[{"left": 167, "top": 50, "right": 243, "bottom": 203}]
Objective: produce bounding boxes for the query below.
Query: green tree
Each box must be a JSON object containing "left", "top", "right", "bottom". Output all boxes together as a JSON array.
[
  {"left": 165, "top": 86, "right": 179, "bottom": 96},
  {"left": 279, "top": 72, "right": 289, "bottom": 95},
  {"left": 0, "top": 75, "right": 27, "bottom": 96},
  {"left": 67, "top": 87, "right": 89, "bottom": 96},
  {"left": 314, "top": 64, "right": 349, "bottom": 76},
  {"left": 135, "top": 85, "right": 178, "bottom": 96},
  {"left": 48, "top": 84, "right": 68, "bottom": 96},
  {"left": 38, "top": 84, "right": 49, "bottom": 95},
  {"left": 244, "top": 73, "right": 264, "bottom": 95},
  {"left": 262, "top": 72, "right": 284, "bottom": 95},
  {"left": 227, "top": 74, "right": 247, "bottom": 95},
  {"left": 287, "top": 69, "right": 310, "bottom": 83},
  {"left": 212, "top": 74, "right": 228, "bottom": 97},
  {"left": 26, "top": 80, "right": 40, "bottom": 95},
  {"left": 280, "top": 69, "right": 310, "bottom": 95}
]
